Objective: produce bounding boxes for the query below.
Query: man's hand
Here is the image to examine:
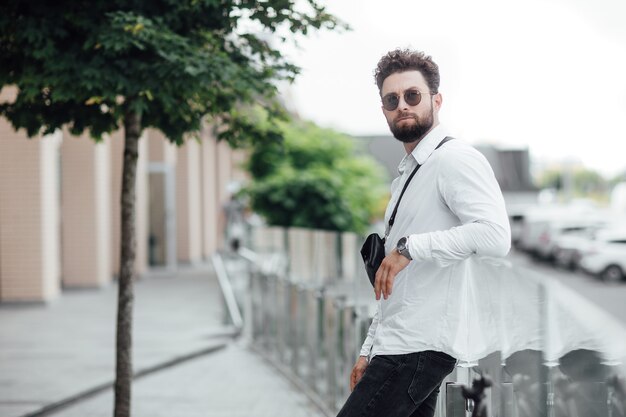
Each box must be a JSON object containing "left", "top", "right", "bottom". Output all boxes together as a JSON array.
[
  {"left": 374, "top": 249, "right": 410, "bottom": 300},
  {"left": 350, "top": 356, "right": 369, "bottom": 391}
]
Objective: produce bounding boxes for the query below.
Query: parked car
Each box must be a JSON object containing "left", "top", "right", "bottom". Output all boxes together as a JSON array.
[
  {"left": 518, "top": 204, "right": 569, "bottom": 256},
  {"left": 536, "top": 221, "right": 604, "bottom": 262},
  {"left": 554, "top": 216, "right": 626, "bottom": 270},
  {"left": 518, "top": 203, "right": 604, "bottom": 260},
  {"left": 506, "top": 200, "right": 538, "bottom": 248},
  {"left": 579, "top": 229, "right": 626, "bottom": 282},
  {"left": 552, "top": 228, "right": 599, "bottom": 270}
]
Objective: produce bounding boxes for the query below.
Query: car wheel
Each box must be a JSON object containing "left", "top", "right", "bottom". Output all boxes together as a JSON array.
[{"left": 601, "top": 265, "right": 624, "bottom": 283}]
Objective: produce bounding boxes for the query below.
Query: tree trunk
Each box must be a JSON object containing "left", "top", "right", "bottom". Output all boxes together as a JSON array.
[{"left": 114, "top": 109, "right": 141, "bottom": 417}]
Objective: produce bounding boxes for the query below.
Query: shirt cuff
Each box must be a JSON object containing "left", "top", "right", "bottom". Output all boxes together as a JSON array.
[
  {"left": 359, "top": 343, "right": 372, "bottom": 358},
  {"left": 407, "top": 233, "right": 431, "bottom": 261}
]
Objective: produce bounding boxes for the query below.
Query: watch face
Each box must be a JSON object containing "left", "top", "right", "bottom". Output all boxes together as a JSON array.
[{"left": 397, "top": 237, "right": 411, "bottom": 260}]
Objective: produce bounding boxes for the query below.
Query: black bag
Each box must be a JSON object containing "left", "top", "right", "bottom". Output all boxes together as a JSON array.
[
  {"left": 359, "top": 137, "right": 454, "bottom": 287},
  {"left": 360, "top": 233, "right": 386, "bottom": 287}
]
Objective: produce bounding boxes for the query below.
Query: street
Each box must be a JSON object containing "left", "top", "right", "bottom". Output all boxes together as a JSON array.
[{"left": 509, "top": 249, "right": 626, "bottom": 327}]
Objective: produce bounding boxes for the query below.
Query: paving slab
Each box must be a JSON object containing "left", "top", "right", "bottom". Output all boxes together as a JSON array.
[
  {"left": 50, "top": 341, "right": 325, "bottom": 417},
  {"left": 0, "top": 265, "right": 234, "bottom": 417}
]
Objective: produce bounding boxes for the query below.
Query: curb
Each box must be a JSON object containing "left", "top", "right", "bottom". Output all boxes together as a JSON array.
[{"left": 21, "top": 338, "right": 235, "bottom": 417}]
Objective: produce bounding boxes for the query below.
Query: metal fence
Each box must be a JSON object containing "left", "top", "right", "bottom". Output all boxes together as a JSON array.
[
  {"left": 244, "top": 226, "right": 370, "bottom": 412},
  {"left": 217, "top": 224, "right": 626, "bottom": 417}
]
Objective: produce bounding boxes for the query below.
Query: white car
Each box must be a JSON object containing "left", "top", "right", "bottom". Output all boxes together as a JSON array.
[
  {"left": 518, "top": 203, "right": 607, "bottom": 260},
  {"left": 579, "top": 231, "right": 626, "bottom": 282},
  {"left": 536, "top": 222, "right": 601, "bottom": 262},
  {"left": 518, "top": 204, "right": 573, "bottom": 256},
  {"left": 552, "top": 230, "right": 597, "bottom": 270}
]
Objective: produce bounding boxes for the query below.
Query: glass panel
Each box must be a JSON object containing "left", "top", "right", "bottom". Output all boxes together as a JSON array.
[{"left": 242, "top": 225, "right": 626, "bottom": 416}]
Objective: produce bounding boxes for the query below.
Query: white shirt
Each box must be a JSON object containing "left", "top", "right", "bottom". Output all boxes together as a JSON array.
[{"left": 360, "top": 124, "right": 512, "bottom": 360}]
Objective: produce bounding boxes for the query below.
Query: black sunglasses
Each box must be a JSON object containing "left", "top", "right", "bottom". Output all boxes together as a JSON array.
[{"left": 381, "top": 89, "right": 434, "bottom": 111}]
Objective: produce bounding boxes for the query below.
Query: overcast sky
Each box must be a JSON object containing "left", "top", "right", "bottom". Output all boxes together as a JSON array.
[{"left": 279, "top": 0, "right": 626, "bottom": 178}]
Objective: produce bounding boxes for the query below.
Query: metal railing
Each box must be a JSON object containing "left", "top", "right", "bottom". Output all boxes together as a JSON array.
[
  {"left": 218, "top": 224, "right": 626, "bottom": 417},
  {"left": 247, "top": 258, "right": 371, "bottom": 412}
]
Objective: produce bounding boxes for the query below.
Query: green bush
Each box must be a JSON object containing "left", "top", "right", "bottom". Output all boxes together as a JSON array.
[{"left": 244, "top": 118, "right": 387, "bottom": 234}]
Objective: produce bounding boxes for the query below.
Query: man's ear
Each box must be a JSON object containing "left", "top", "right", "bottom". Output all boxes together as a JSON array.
[{"left": 433, "top": 93, "right": 443, "bottom": 110}]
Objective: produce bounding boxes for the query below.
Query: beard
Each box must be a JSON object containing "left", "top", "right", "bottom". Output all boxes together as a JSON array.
[{"left": 388, "top": 107, "right": 434, "bottom": 144}]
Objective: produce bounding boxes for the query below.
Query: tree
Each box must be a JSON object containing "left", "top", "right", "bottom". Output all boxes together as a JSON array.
[
  {"left": 572, "top": 169, "right": 607, "bottom": 195},
  {"left": 0, "top": 2, "right": 342, "bottom": 416},
  {"left": 538, "top": 167, "right": 609, "bottom": 200},
  {"left": 244, "top": 117, "right": 388, "bottom": 234},
  {"left": 538, "top": 169, "right": 563, "bottom": 190}
]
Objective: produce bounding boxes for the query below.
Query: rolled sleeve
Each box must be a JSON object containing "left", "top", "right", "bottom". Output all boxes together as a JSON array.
[
  {"left": 359, "top": 308, "right": 379, "bottom": 358},
  {"left": 407, "top": 233, "right": 432, "bottom": 261}
]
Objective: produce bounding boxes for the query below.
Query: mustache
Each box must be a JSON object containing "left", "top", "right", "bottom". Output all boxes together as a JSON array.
[{"left": 394, "top": 113, "right": 417, "bottom": 122}]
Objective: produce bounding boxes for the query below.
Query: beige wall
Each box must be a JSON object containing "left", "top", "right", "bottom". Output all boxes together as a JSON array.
[
  {"left": 215, "top": 140, "right": 234, "bottom": 250},
  {"left": 60, "top": 133, "right": 112, "bottom": 287},
  {"left": 216, "top": 140, "right": 233, "bottom": 206},
  {"left": 231, "top": 149, "right": 249, "bottom": 183},
  {"left": 201, "top": 128, "right": 219, "bottom": 257},
  {"left": 0, "top": 125, "right": 62, "bottom": 302},
  {"left": 135, "top": 134, "right": 148, "bottom": 275},
  {"left": 147, "top": 129, "right": 177, "bottom": 165},
  {"left": 145, "top": 129, "right": 177, "bottom": 267},
  {"left": 0, "top": 104, "right": 239, "bottom": 302},
  {"left": 176, "top": 139, "right": 202, "bottom": 264}
]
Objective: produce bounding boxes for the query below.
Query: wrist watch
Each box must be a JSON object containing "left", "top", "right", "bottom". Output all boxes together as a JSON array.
[{"left": 396, "top": 236, "right": 412, "bottom": 260}]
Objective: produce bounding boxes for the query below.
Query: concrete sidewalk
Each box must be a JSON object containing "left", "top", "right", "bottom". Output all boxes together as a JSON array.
[
  {"left": 46, "top": 341, "right": 324, "bottom": 417},
  {"left": 0, "top": 265, "right": 326, "bottom": 417}
]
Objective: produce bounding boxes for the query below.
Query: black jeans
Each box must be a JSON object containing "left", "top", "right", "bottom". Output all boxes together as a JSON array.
[{"left": 337, "top": 351, "right": 457, "bottom": 417}]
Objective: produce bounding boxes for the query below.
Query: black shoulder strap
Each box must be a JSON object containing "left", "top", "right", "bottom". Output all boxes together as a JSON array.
[{"left": 384, "top": 136, "right": 454, "bottom": 241}]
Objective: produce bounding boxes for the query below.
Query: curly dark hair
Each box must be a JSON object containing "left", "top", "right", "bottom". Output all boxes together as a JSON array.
[{"left": 374, "top": 49, "right": 440, "bottom": 95}]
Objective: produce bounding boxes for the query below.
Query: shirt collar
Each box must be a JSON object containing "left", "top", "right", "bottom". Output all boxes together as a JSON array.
[{"left": 397, "top": 124, "right": 448, "bottom": 175}]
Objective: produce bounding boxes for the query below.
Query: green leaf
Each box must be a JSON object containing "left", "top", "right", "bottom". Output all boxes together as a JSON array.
[
  {"left": 243, "top": 116, "right": 388, "bottom": 233},
  {"left": 0, "top": 1, "right": 344, "bottom": 142}
]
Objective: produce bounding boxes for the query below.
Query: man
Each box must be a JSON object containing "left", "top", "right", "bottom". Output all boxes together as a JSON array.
[{"left": 337, "top": 49, "right": 511, "bottom": 417}]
